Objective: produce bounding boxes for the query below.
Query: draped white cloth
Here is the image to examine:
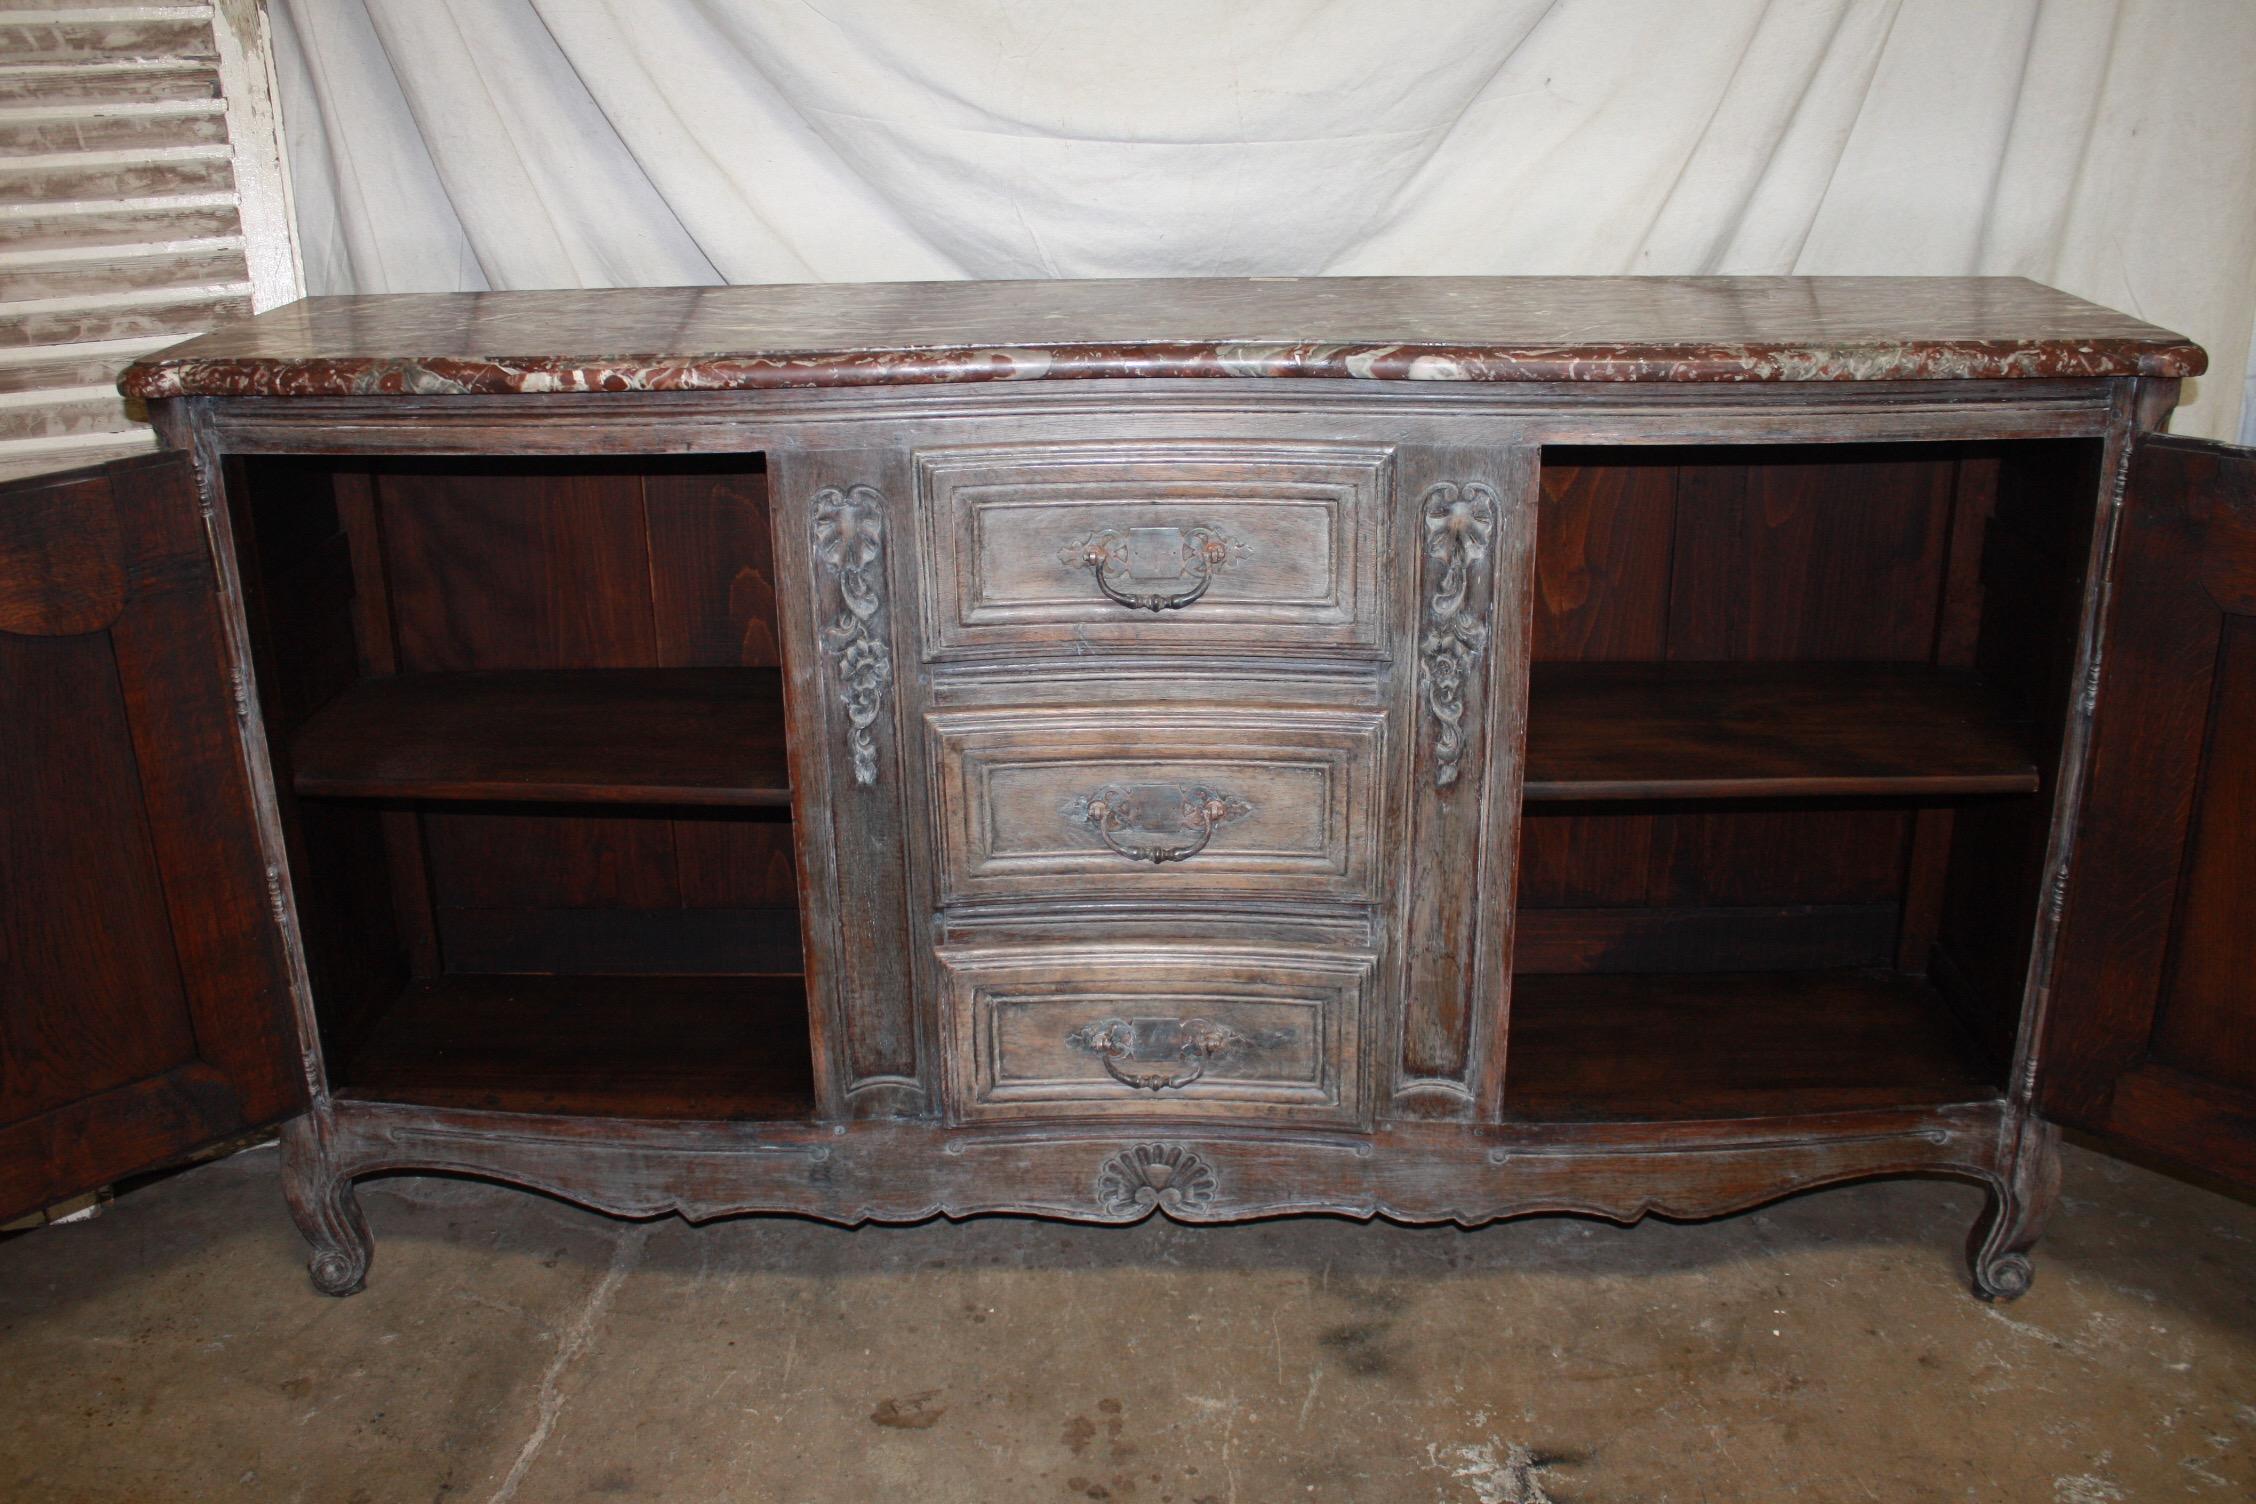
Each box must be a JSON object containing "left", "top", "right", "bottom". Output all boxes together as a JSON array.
[{"left": 272, "top": 0, "right": 2256, "bottom": 440}]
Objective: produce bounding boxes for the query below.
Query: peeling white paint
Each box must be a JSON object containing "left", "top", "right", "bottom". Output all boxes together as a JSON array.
[
  {"left": 2181, "top": 1454, "right": 2234, "bottom": 1489},
  {"left": 2054, "top": 1476, "right": 2125, "bottom": 1504},
  {"left": 1425, "top": 1438, "right": 1555, "bottom": 1504}
]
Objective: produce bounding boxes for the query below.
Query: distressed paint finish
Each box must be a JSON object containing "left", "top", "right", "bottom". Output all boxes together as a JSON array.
[{"left": 120, "top": 276, "right": 2204, "bottom": 399}]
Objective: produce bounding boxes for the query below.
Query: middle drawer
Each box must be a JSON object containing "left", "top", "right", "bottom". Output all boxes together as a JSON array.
[{"left": 927, "top": 705, "right": 1387, "bottom": 905}]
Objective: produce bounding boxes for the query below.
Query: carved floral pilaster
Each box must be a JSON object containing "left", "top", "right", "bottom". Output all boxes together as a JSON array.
[
  {"left": 1418, "top": 480, "right": 1498, "bottom": 788},
  {"left": 812, "top": 484, "right": 891, "bottom": 786}
]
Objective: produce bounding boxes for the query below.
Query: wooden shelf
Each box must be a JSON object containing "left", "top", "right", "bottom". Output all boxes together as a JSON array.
[
  {"left": 292, "top": 668, "right": 791, "bottom": 806},
  {"left": 1523, "top": 662, "right": 2040, "bottom": 803},
  {"left": 1504, "top": 969, "right": 2000, "bottom": 1122},
  {"left": 335, "top": 974, "right": 817, "bottom": 1120}
]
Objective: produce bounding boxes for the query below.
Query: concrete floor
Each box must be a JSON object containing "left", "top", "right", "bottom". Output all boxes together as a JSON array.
[{"left": 0, "top": 1144, "right": 2250, "bottom": 1502}]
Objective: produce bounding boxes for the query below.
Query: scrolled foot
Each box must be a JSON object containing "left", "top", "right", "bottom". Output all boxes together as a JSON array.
[
  {"left": 308, "top": 1246, "right": 369, "bottom": 1297},
  {"left": 1966, "top": 1114, "right": 2060, "bottom": 1303},
  {"left": 1970, "top": 1247, "right": 2036, "bottom": 1303},
  {"left": 279, "top": 1115, "right": 373, "bottom": 1297}
]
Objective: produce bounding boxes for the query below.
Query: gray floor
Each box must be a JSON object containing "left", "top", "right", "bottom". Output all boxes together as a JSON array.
[{"left": 0, "top": 1143, "right": 2250, "bottom": 1503}]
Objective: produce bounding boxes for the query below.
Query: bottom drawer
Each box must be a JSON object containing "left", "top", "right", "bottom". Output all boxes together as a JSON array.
[{"left": 940, "top": 943, "right": 1372, "bottom": 1125}]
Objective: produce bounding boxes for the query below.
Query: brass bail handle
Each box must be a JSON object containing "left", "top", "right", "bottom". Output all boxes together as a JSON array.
[
  {"left": 1067, "top": 1018, "right": 1244, "bottom": 1091},
  {"left": 1080, "top": 527, "right": 1232, "bottom": 613},
  {"left": 1080, "top": 785, "right": 1241, "bottom": 865}
]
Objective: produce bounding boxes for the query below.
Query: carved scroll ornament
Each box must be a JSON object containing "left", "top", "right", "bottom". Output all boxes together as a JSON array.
[{"left": 812, "top": 484, "right": 892, "bottom": 786}]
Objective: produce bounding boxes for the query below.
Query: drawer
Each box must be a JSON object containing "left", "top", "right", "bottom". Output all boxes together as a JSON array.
[
  {"left": 941, "top": 943, "right": 1372, "bottom": 1124},
  {"left": 915, "top": 441, "right": 1391, "bottom": 659},
  {"left": 927, "top": 704, "right": 1386, "bottom": 904}
]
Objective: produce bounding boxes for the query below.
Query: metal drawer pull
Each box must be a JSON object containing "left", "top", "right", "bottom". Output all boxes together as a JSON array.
[
  {"left": 1065, "top": 781, "right": 1253, "bottom": 865},
  {"left": 1065, "top": 1017, "right": 1254, "bottom": 1091},
  {"left": 1064, "top": 524, "right": 1242, "bottom": 612}
]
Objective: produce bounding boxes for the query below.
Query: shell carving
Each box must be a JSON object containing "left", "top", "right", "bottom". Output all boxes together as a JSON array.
[{"left": 1096, "top": 1142, "right": 1219, "bottom": 1218}]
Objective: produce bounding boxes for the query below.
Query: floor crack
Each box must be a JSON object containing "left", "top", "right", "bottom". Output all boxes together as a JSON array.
[{"left": 486, "top": 1222, "right": 650, "bottom": 1504}]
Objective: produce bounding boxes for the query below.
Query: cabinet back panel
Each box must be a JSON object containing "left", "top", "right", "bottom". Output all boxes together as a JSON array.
[
  {"left": 1663, "top": 453, "right": 1956, "bottom": 660},
  {"left": 1531, "top": 447, "right": 1962, "bottom": 663},
  {"left": 371, "top": 458, "right": 777, "bottom": 674},
  {"left": 361, "top": 460, "right": 794, "bottom": 963},
  {"left": 235, "top": 458, "right": 798, "bottom": 997},
  {"left": 1515, "top": 435, "right": 2088, "bottom": 1087},
  {"left": 379, "top": 465, "right": 660, "bottom": 671},
  {"left": 1519, "top": 447, "right": 1969, "bottom": 968}
]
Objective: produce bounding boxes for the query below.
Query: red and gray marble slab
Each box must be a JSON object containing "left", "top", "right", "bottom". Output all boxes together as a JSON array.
[{"left": 119, "top": 275, "right": 2205, "bottom": 399}]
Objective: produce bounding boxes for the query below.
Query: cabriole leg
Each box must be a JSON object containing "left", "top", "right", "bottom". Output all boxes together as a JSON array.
[
  {"left": 279, "top": 1113, "right": 372, "bottom": 1296},
  {"left": 1969, "top": 1114, "right": 2062, "bottom": 1302}
]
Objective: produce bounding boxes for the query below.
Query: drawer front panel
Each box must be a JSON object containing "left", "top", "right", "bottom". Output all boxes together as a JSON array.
[
  {"left": 928, "top": 706, "right": 1386, "bottom": 903},
  {"left": 942, "top": 944, "right": 1371, "bottom": 1123},
  {"left": 916, "top": 442, "right": 1391, "bottom": 659}
]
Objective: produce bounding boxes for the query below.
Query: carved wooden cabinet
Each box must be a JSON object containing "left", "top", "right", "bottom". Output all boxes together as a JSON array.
[{"left": 5, "top": 277, "right": 2252, "bottom": 1301}]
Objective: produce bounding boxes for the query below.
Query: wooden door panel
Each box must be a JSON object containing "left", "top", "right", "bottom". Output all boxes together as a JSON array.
[
  {"left": 2044, "top": 436, "right": 2256, "bottom": 1186},
  {"left": 2149, "top": 615, "right": 2256, "bottom": 1094},
  {"left": 0, "top": 470, "right": 126, "bottom": 633},
  {"left": 0, "top": 455, "right": 303, "bottom": 1223},
  {"left": 1, "top": 633, "right": 195, "bottom": 1118}
]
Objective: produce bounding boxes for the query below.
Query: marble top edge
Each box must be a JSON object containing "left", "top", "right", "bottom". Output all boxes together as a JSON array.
[{"left": 120, "top": 276, "right": 2207, "bottom": 398}]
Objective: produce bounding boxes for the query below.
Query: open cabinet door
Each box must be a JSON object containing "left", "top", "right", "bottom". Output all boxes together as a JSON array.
[
  {"left": 1, "top": 454, "right": 305, "bottom": 1223},
  {"left": 2042, "top": 436, "right": 2256, "bottom": 1187}
]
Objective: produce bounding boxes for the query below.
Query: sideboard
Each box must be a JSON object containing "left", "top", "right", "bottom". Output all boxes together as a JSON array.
[{"left": 3, "top": 276, "right": 2250, "bottom": 1300}]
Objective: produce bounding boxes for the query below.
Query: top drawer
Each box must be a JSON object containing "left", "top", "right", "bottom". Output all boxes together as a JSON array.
[{"left": 915, "top": 441, "right": 1391, "bottom": 660}]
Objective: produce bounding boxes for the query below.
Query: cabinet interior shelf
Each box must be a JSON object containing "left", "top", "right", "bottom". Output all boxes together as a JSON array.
[
  {"left": 334, "top": 974, "right": 817, "bottom": 1121},
  {"left": 291, "top": 661, "right": 2037, "bottom": 812},
  {"left": 290, "top": 668, "right": 792, "bottom": 807},
  {"left": 1523, "top": 662, "right": 2041, "bottom": 803},
  {"left": 1504, "top": 968, "right": 2001, "bottom": 1122}
]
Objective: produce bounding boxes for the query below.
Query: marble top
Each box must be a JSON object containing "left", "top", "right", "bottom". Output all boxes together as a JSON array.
[{"left": 119, "top": 276, "right": 2205, "bottom": 399}]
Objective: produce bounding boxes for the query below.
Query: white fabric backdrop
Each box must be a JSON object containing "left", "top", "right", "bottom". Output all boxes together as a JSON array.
[{"left": 271, "top": 0, "right": 2256, "bottom": 441}]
